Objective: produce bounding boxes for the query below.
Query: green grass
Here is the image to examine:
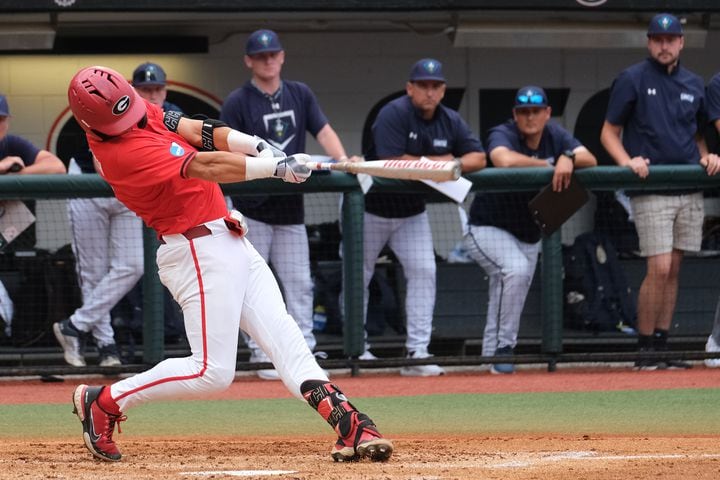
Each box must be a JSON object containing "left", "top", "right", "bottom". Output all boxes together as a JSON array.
[{"left": 2, "top": 389, "right": 719, "bottom": 439}]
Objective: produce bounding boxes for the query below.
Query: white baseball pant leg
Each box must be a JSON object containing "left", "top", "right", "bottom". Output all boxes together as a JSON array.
[
  {"left": 241, "top": 218, "right": 316, "bottom": 354},
  {"left": 464, "top": 226, "right": 540, "bottom": 356},
  {"left": 109, "top": 218, "right": 326, "bottom": 411},
  {"left": 363, "top": 212, "right": 436, "bottom": 353},
  {"left": 68, "top": 197, "right": 143, "bottom": 347}
]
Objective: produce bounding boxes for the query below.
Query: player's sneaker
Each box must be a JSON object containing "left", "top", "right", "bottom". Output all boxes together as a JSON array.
[
  {"left": 53, "top": 319, "right": 86, "bottom": 367},
  {"left": 332, "top": 411, "right": 393, "bottom": 462},
  {"left": 400, "top": 349, "right": 445, "bottom": 377},
  {"left": 249, "top": 349, "right": 280, "bottom": 380},
  {"left": 98, "top": 344, "right": 122, "bottom": 367},
  {"left": 490, "top": 346, "right": 515, "bottom": 374},
  {"left": 72, "top": 384, "right": 126, "bottom": 462},
  {"left": 705, "top": 335, "right": 720, "bottom": 368}
]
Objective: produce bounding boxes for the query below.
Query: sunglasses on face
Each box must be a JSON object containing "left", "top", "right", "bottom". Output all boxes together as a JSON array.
[{"left": 516, "top": 94, "right": 545, "bottom": 105}]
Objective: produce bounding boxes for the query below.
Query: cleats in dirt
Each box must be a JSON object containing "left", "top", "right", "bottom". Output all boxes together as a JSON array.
[
  {"left": 72, "top": 384, "right": 126, "bottom": 462},
  {"left": 332, "top": 411, "right": 393, "bottom": 462}
]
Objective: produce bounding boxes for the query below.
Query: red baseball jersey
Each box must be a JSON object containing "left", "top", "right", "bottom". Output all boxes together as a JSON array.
[{"left": 88, "top": 100, "right": 228, "bottom": 235}]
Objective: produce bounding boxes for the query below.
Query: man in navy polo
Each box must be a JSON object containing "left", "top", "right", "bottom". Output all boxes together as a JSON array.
[
  {"left": 465, "top": 86, "right": 596, "bottom": 374},
  {"left": 362, "top": 58, "right": 486, "bottom": 375},
  {"left": 601, "top": 13, "right": 720, "bottom": 370},
  {"left": 220, "top": 29, "right": 353, "bottom": 379}
]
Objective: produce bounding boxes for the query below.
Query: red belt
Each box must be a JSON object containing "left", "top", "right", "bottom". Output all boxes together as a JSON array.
[{"left": 159, "top": 225, "right": 212, "bottom": 244}]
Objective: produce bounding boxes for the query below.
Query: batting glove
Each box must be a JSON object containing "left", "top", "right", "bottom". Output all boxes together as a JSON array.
[
  {"left": 274, "top": 154, "right": 312, "bottom": 183},
  {"left": 255, "top": 137, "right": 287, "bottom": 159}
]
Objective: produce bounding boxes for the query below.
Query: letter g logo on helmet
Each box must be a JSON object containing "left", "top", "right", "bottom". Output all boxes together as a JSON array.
[{"left": 112, "top": 95, "right": 131, "bottom": 116}]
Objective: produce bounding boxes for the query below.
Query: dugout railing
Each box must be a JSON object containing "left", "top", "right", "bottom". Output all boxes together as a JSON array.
[{"left": 0, "top": 165, "right": 719, "bottom": 376}]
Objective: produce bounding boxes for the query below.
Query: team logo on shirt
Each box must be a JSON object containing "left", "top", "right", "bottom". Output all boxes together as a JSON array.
[
  {"left": 647, "top": 88, "right": 657, "bottom": 96},
  {"left": 169, "top": 142, "right": 185, "bottom": 156},
  {"left": 112, "top": 95, "right": 131, "bottom": 116},
  {"left": 680, "top": 93, "right": 695, "bottom": 103},
  {"left": 433, "top": 139, "right": 448, "bottom": 148},
  {"left": 263, "top": 110, "right": 296, "bottom": 151}
]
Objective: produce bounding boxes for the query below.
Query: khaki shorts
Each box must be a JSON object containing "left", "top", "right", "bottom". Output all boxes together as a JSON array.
[{"left": 630, "top": 193, "right": 704, "bottom": 257}]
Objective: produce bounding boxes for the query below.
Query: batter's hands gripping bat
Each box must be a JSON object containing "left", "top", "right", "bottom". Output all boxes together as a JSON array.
[{"left": 304, "top": 158, "right": 461, "bottom": 182}]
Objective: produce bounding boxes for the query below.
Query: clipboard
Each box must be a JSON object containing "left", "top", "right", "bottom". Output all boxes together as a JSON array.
[
  {"left": 0, "top": 200, "right": 36, "bottom": 251},
  {"left": 527, "top": 175, "right": 590, "bottom": 236}
]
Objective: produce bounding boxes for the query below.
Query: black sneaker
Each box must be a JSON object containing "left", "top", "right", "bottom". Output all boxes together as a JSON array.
[
  {"left": 98, "top": 344, "right": 122, "bottom": 367},
  {"left": 634, "top": 347, "right": 658, "bottom": 371},
  {"left": 658, "top": 359, "right": 692, "bottom": 370}
]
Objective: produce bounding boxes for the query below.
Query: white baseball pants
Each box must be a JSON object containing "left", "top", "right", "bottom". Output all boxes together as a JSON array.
[
  {"left": 363, "top": 211, "right": 436, "bottom": 353},
  {"left": 241, "top": 218, "right": 316, "bottom": 353},
  {"left": 110, "top": 218, "right": 326, "bottom": 411},
  {"left": 464, "top": 225, "right": 540, "bottom": 356},
  {"left": 67, "top": 160, "right": 144, "bottom": 347}
]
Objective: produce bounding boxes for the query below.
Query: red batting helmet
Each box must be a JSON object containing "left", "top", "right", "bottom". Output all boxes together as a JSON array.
[{"left": 68, "top": 66, "right": 147, "bottom": 139}]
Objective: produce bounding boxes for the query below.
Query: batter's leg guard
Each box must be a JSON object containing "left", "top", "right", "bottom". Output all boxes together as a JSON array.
[{"left": 301, "top": 380, "right": 393, "bottom": 462}]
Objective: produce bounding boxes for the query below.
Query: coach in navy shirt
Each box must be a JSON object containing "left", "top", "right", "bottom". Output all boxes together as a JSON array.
[
  {"left": 362, "top": 58, "right": 485, "bottom": 375},
  {"left": 220, "top": 30, "right": 353, "bottom": 380},
  {"left": 466, "top": 86, "right": 596, "bottom": 374},
  {"left": 0, "top": 94, "right": 64, "bottom": 175},
  {"left": 601, "top": 13, "right": 720, "bottom": 370}
]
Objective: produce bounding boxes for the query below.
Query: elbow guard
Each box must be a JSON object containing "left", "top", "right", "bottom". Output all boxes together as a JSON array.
[{"left": 227, "top": 130, "right": 264, "bottom": 155}]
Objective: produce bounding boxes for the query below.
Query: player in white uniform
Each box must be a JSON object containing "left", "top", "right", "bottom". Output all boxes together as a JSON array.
[
  {"left": 64, "top": 65, "right": 392, "bottom": 464},
  {"left": 56, "top": 147, "right": 143, "bottom": 367}
]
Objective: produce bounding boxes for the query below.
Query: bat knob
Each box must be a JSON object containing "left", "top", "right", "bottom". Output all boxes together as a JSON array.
[{"left": 450, "top": 160, "right": 461, "bottom": 180}]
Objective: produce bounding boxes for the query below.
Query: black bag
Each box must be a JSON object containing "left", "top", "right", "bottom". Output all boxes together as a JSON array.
[
  {"left": 563, "top": 232, "right": 637, "bottom": 333},
  {"left": 7, "top": 246, "right": 81, "bottom": 347}
]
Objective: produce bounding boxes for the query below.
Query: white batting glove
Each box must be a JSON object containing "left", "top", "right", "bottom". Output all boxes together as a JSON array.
[
  {"left": 255, "top": 137, "right": 287, "bottom": 159},
  {"left": 274, "top": 153, "right": 311, "bottom": 183}
]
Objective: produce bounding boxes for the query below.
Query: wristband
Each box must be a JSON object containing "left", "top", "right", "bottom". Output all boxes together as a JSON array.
[
  {"left": 163, "top": 110, "right": 186, "bottom": 133},
  {"left": 244, "top": 156, "right": 277, "bottom": 180}
]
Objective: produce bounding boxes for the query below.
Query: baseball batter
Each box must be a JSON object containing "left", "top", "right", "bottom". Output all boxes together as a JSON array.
[{"left": 66, "top": 66, "right": 392, "bottom": 463}]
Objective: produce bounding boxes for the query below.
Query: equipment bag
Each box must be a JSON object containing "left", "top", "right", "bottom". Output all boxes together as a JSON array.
[{"left": 563, "top": 232, "right": 637, "bottom": 333}]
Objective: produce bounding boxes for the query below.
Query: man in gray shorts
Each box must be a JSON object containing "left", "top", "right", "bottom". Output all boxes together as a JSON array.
[{"left": 601, "top": 13, "right": 720, "bottom": 369}]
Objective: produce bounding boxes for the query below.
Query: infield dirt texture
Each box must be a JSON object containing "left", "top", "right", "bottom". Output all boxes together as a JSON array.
[{"left": 1, "top": 366, "right": 719, "bottom": 479}]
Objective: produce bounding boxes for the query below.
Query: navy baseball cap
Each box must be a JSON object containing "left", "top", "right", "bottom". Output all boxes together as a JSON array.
[
  {"left": 246, "top": 29, "right": 283, "bottom": 56},
  {"left": 514, "top": 86, "right": 549, "bottom": 109},
  {"left": 0, "top": 95, "right": 8, "bottom": 116},
  {"left": 647, "top": 13, "right": 683, "bottom": 36},
  {"left": 132, "top": 62, "right": 167, "bottom": 87},
  {"left": 409, "top": 58, "right": 446, "bottom": 83}
]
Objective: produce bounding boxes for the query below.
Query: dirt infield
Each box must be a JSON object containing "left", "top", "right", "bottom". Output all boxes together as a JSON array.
[
  {"left": 3, "top": 435, "right": 719, "bottom": 479},
  {"left": 1, "top": 366, "right": 719, "bottom": 479}
]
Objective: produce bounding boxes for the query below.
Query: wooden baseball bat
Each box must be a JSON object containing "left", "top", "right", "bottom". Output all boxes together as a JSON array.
[{"left": 304, "top": 159, "right": 461, "bottom": 182}]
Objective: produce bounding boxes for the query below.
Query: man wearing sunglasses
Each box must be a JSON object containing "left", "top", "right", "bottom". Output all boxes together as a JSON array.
[
  {"left": 464, "top": 86, "right": 596, "bottom": 374},
  {"left": 601, "top": 13, "right": 720, "bottom": 370}
]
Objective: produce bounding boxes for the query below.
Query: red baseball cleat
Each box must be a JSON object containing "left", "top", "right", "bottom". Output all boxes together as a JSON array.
[
  {"left": 72, "top": 384, "right": 126, "bottom": 461},
  {"left": 332, "top": 411, "right": 393, "bottom": 462}
]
